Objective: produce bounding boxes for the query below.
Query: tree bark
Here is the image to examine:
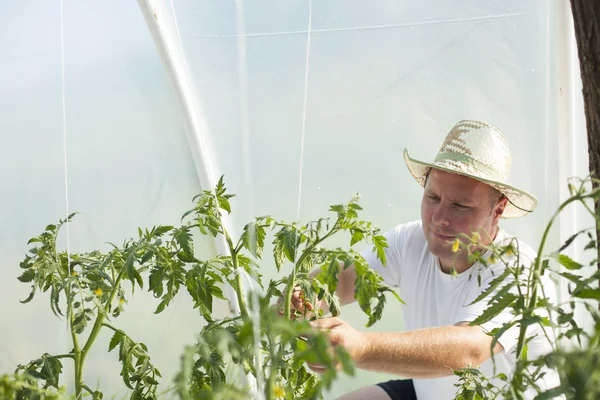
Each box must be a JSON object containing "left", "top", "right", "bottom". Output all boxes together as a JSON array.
[{"left": 569, "top": 0, "right": 600, "bottom": 272}]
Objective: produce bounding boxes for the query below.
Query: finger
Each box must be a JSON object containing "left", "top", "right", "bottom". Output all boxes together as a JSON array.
[
  {"left": 310, "top": 316, "right": 343, "bottom": 330},
  {"left": 304, "top": 299, "right": 315, "bottom": 311},
  {"left": 306, "top": 362, "right": 327, "bottom": 374},
  {"left": 291, "top": 294, "right": 305, "bottom": 308}
]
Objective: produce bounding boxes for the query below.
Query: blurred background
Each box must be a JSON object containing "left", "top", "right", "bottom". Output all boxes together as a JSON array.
[{"left": 0, "top": 0, "right": 590, "bottom": 398}]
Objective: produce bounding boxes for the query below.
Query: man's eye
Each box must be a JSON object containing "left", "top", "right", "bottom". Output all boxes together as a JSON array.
[
  {"left": 454, "top": 203, "right": 470, "bottom": 210},
  {"left": 428, "top": 195, "right": 440, "bottom": 201}
]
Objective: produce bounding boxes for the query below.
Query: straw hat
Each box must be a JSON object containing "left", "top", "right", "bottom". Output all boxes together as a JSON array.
[{"left": 403, "top": 120, "right": 538, "bottom": 218}]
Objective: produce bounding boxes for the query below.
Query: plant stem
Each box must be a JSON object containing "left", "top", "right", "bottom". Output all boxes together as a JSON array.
[
  {"left": 101, "top": 322, "right": 122, "bottom": 334},
  {"left": 76, "top": 269, "right": 126, "bottom": 398},
  {"left": 265, "top": 333, "right": 276, "bottom": 400},
  {"left": 283, "top": 267, "right": 297, "bottom": 321},
  {"left": 283, "top": 224, "right": 338, "bottom": 320},
  {"left": 81, "top": 384, "right": 94, "bottom": 395},
  {"left": 232, "top": 258, "right": 249, "bottom": 318},
  {"left": 213, "top": 194, "right": 249, "bottom": 319},
  {"left": 224, "top": 229, "right": 248, "bottom": 318},
  {"left": 52, "top": 353, "right": 75, "bottom": 360},
  {"left": 65, "top": 285, "right": 82, "bottom": 399}
]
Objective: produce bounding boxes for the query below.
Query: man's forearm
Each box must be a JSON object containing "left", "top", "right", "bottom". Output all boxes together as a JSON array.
[{"left": 357, "top": 326, "right": 496, "bottom": 379}]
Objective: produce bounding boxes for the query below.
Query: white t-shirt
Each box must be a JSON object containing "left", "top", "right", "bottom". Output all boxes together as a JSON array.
[{"left": 361, "top": 220, "right": 562, "bottom": 400}]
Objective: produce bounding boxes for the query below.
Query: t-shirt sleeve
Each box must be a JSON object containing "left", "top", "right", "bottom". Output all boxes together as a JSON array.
[
  {"left": 360, "top": 221, "right": 420, "bottom": 288},
  {"left": 453, "top": 268, "right": 520, "bottom": 353}
]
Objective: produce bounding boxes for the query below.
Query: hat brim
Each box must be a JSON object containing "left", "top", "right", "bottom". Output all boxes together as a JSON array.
[{"left": 403, "top": 149, "right": 538, "bottom": 219}]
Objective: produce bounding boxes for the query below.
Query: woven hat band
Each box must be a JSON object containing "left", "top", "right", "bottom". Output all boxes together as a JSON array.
[{"left": 433, "top": 152, "right": 506, "bottom": 182}]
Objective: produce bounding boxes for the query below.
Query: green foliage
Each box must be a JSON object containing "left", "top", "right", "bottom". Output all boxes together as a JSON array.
[
  {"left": 453, "top": 177, "right": 600, "bottom": 399},
  {"left": 15, "top": 354, "right": 64, "bottom": 390},
  {"left": 453, "top": 367, "right": 505, "bottom": 400},
  {"left": 12, "top": 176, "right": 399, "bottom": 399},
  {"left": 0, "top": 373, "right": 66, "bottom": 400},
  {"left": 108, "top": 330, "right": 161, "bottom": 398}
]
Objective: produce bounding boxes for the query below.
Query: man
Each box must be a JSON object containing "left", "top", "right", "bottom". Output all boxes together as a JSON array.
[{"left": 291, "top": 120, "right": 561, "bottom": 399}]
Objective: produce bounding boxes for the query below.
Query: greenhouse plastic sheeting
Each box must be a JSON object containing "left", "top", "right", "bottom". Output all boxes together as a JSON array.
[{"left": 0, "top": 0, "right": 567, "bottom": 397}]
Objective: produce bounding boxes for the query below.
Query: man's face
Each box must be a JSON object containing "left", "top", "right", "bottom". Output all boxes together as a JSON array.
[{"left": 421, "top": 169, "right": 505, "bottom": 268}]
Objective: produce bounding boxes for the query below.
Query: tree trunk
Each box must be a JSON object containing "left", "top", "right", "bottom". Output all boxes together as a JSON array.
[{"left": 569, "top": 0, "right": 600, "bottom": 272}]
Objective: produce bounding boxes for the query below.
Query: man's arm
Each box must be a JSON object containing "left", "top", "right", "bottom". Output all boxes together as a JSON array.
[
  {"left": 331, "top": 262, "right": 358, "bottom": 307},
  {"left": 309, "top": 318, "right": 503, "bottom": 378}
]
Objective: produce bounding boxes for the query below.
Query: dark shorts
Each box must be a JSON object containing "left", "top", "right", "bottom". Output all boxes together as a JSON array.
[{"left": 376, "top": 379, "right": 417, "bottom": 400}]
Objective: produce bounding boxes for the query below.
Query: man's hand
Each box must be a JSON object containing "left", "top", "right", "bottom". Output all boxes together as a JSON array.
[
  {"left": 276, "top": 286, "right": 323, "bottom": 319},
  {"left": 307, "top": 317, "right": 368, "bottom": 373}
]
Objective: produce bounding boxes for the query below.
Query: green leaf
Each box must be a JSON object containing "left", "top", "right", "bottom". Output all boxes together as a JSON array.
[
  {"left": 241, "top": 221, "right": 266, "bottom": 258},
  {"left": 109, "top": 331, "right": 125, "bottom": 352},
  {"left": 73, "top": 308, "right": 94, "bottom": 334},
  {"left": 141, "top": 250, "right": 154, "bottom": 264},
  {"left": 370, "top": 291, "right": 387, "bottom": 327},
  {"left": 274, "top": 226, "right": 303, "bottom": 266},
  {"left": 489, "top": 320, "right": 518, "bottom": 350},
  {"left": 125, "top": 251, "right": 136, "bottom": 287},
  {"left": 573, "top": 288, "right": 600, "bottom": 300},
  {"left": 323, "top": 257, "right": 340, "bottom": 295},
  {"left": 520, "top": 314, "right": 552, "bottom": 328},
  {"left": 175, "top": 227, "right": 195, "bottom": 262},
  {"left": 468, "top": 269, "right": 512, "bottom": 306},
  {"left": 557, "top": 254, "right": 583, "bottom": 270},
  {"left": 470, "top": 293, "right": 517, "bottom": 326},
  {"left": 534, "top": 385, "right": 568, "bottom": 400},
  {"left": 66, "top": 212, "right": 78, "bottom": 221},
  {"left": 134, "top": 269, "right": 144, "bottom": 290},
  {"left": 372, "top": 235, "right": 388, "bottom": 266},
  {"left": 19, "top": 255, "right": 33, "bottom": 269},
  {"left": 329, "top": 204, "right": 344, "bottom": 213},
  {"left": 348, "top": 203, "right": 363, "bottom": 211},
  {"left": 558, "top": 228, "right": 589, "bottom": 252},
  {"left": 335, "top": 346, "right": 355, "bottom": 376},
  {"left": 17, "top": 269, "right": 36, "bottom": 283},
  {"left": 149, "top": 266, "right": 165, "bottom": 298},
  {"left": 50, "top": 283, "right": 64, "bottom": 317},
  {"left": 558, "top": 271, "right": 582, "bottom": 283},
  {"left": 154, "top": 293, "right": 172, "bottom": 315},
  {"left": 39, "top": 354, "right": 63, "bottom": 388},
  {"left": 153, "top": 225, "right": 174, "bottom": 236},
  {"left": 557, "top": 311, "right": 574, "bottom": 325},
  {"left": 20, "top": 286, "right": 36, "bottom": 303},
  {"left": 273, "top": 236, "right": 288, "bottom": 271},
  {"left": 217, "top": 196, "right": 232, "bottom": 214},
  {"left": 154, "top": 265, "right": 184, "bottom": 314},
  {"left": 350, "top": 230, "right": 364, "bottom": 246}
]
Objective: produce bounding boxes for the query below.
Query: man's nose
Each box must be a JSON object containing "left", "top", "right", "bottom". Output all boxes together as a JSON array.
[{"left": 431, "top": 205, "right": 450, "bottom": 226}]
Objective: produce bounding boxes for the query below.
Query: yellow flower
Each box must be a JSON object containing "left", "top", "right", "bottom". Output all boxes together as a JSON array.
[
  {"left": 71, "top": 270, "right": 77, "bottom": 276},
  {"left": 451, "top": 238, "right": 461, "bottom": 253},
  {"left": 94, "top": 288, "right": 103, "bottom": 296},
  {"left": 119, "top": 298, "right": 125, "bottom": 305},
  {"left": 505, "top": 247, "right": 514, "bottom": 257},
  {"left": 471, "top": 232, "right": 480, "bottom": 243},
  {"left": 273, "top": 385, "right": 285, "bottom": 399},
  {"left": 487, "top": 255, "right": 497, "bottom": 265}
]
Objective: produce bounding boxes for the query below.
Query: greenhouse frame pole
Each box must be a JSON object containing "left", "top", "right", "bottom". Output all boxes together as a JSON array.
[
  {"left": 555, "top": 0, "right": 593, "bottom": 334},
  {"left": 136, "top": 1, "right": 242, "bottom": 316}
]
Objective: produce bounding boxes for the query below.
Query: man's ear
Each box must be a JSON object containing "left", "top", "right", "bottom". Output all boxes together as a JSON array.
[{"left": 494, "top": 196, "right": 508, "bottom": 220}]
